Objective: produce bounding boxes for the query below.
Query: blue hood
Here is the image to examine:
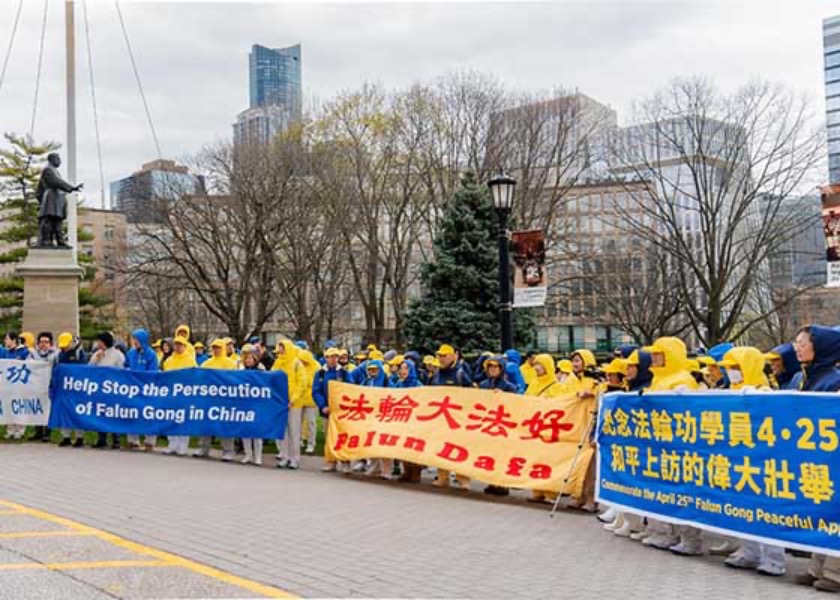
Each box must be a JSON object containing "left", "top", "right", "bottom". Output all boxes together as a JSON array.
[
  {"left": 708, "top": 342, "right": 734, "bottom": 363},
  {"left": 363, "top": 359, "right": 387, "bottom": 387},
  {"left": 404, "top": 351, "right": 422, "bottom": 365},
  {"left": 807, "top": 326, "right": 840, "bottom": 371},
  {"left": 132, "top": 329, "right": 151, "bottom": 349},
  {"left": 398, "top": 359, "right": 421, "bottom": 387},
  {"left": 616, "top": 345, "right": 638, "bottom": 359},
  {"left": 628, "top": 350, "right": 654, "bottom": 391},
  {"left": 504, "top": 349, "right": 522, "bottom": 366},
  {"left": 771, "top": 342, "right": 800, "bottom": 387}
]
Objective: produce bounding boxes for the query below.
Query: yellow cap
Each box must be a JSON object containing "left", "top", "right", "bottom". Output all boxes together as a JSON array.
[
  {"left": 642, "top": 344, "right": 663, "bottom": 354},
  {"left": 369, "top": 350, "right": 384, "bottom": 361},
  {"left": 194, "top": 341, "right": 205, "bottom": 349},
  {"left": 423, "top": 355, "right": 435, "bottom": 365},
  {"left": 695, "top": 356, "right": 716, "bottom": 367},
  {"left": 174, "top": 335, "right": 189, "bottom": 346},
  {"left": 602, "top": 358, "right": 628, "bottom": 375},
  {"left": 484, "top": 357, "right": 503, "bottom": 370},
  {"left": 57, "top": 332, "right": 73, "bottom": 350},
  {"left": 210, "top": 338, "right": 225, "bottom": 349},
  {"left": 431, "top": 358, "right": 442, "bottom": 368},
  {"left": 325, "top": 348, "right": 341, "bottom": 357},
  {"left": 367, "top": 343, "right": 378, "bottom": 352},
  {"left": 241, "top": 343, "right": 256, "bottom": 355},
  {"left": 338, "top": 348, "right": 349, "bottom": 357},
  {"left": 557, "top": 359, "right": 574, "bottom": 374},
  {"left": 436, "top": 344, "right": 455, "bottom": 356},
  {"left": 686, "top": 359, "right": 702, "bottom": 372},
  {"left": 152, "top": 339, "right": 162, "bottom": 348},
  {"left": 718, "top": 357, "right": 739, "bottom": 368},
  {"left": 764, "top": 351, "right": 781, "bottom": 361},
  {"left": 388, "top": 354, "right": 405, "bottom": 367}
]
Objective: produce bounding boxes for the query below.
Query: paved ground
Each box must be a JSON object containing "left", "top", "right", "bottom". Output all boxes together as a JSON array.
[{"left": 0, "top": 444, "right": 826, "bottom": 599}]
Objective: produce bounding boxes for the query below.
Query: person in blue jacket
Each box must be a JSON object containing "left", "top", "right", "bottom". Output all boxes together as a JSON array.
[
  {"left": 479, "top": 356, "right": 517, "bottom": 393},
  {"left": 503, "top": 349, "right": 527, "bottom": 393},
  {"left": 5, "top": 331, "right": 29, "bottom": 360},
  {"left": 626, "top": 349, "right": 654, "bottom": 392},
  {"left": 389, "top": 358, "right": 424, "bottom": 482},
  {"left": 125, "top": 329, "right": 160, "bottom": 451},
  {"left": 57, "top": 333, "right": 89, "bottom": 447},
  {"left": 313, "top": 348, "right": 350, "bottom": 473},
  {"left": 766, "top": 342, "right": 800, "bottom": 390},
  {"left": 791, "top": 325, "right": 840, "bottom": 391}
]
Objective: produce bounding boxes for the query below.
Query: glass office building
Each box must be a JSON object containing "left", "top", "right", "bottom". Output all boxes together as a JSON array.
[
  {"left": 825, "top": 16, "right": 840, "bottom": 183},
  {"left": 249, "top": 43, "right": 302, "bottom": 119}
]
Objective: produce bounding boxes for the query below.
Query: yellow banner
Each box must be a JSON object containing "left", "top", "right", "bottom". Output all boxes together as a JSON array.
[{"left": 327, "top": 382, "right": 596, "bottom": 494}]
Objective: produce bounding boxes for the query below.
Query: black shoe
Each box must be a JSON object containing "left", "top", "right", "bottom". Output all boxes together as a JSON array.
[
  {"left": 41, "top": 436, "right": 51, "bottom": 443},
  {"left": 58, "top": 438, "right": 71, "bottom": 447},
  {"left": 111, "top": 442, "right": 120, "bottom": 450},
  {"left": 483, "top": 485, "right": 510, "bottom": 496},
  {"left": 92, "top": 440, "right": 107, "bottom": 449},
  {"left": 72, "top": 438, "right": 84, "bottom": 448}
]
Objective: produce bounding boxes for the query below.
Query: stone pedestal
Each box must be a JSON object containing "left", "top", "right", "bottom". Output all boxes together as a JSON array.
[{"left": 16, "top": 248, "right": 84, "bottom": 336}]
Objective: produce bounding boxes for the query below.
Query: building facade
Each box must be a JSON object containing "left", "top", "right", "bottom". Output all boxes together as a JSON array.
[
  {"left": 110, "top": 160, "right": 205, "bottom": 224},
  {"left": 825, "top": 16, "right": 840, "bottom": 184}
]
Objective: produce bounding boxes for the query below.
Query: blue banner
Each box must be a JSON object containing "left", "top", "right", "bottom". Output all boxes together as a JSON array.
[
  {"left": 48, "top": 365, "right": 289, "bottom": 439},
  {"left": 597, "top": 390, "right": 840, "bottom": 556}
]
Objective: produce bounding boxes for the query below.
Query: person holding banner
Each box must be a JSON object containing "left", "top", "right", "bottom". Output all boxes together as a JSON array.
[
  {"left": 634, "top": 337, "right": 699, "bottom": 550},
  {"left": 297, "top": 349, "right": 320, "bottom": 455},
  {"left": 272, "top": 340, "right": 306, "bottom": 470},
  {"left": 162, "top": 335, "right": 197, "bottom": 456},
  {"left": 239, "top": 344, "right": 266, "bottom": 465},
  {"left": 570, "top": 349, "right": 598, "bottom": 399},
  {"left": 3, "top": 332, "right": 27, "bottom": 439},
  {"left": 195, "top": 339, "right": 238, "bottom": 461},
  {"left": 89, "top": 332, "right": 126, "bottom": 450},
  {"left": 57, "top": 332, "right": 87, "bottom": 448},
  {"left": 174, "top": 325, "right": 196, "bottom": 361},
  {"left": 314, "top": 347, "right": 349, "bottom": 473},
  {"left": 125, "top": 329, "right": 160, "bottom": 451},
  {"left": 708, "top": 347, "right": 786, "bottom": 574},
  {"left": 28, "top": 332, "right": 59, "bottom": 442},
  {"left": 431, "top": 344, "right": 472, "bottom": 490}
]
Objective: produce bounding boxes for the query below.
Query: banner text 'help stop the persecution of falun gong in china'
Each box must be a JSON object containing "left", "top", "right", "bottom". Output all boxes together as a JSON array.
[{"left": 47, "top": 364, "right": 290, "bottom": 439}]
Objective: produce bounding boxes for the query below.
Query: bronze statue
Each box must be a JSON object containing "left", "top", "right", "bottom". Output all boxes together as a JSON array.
[{"left": 34, "top": 153, "right": 83, "bottom": 248}]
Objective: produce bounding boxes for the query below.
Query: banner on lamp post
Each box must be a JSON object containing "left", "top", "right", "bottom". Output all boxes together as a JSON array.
[{"left": 511, "top": 229, "right": 547, "bottom": 308}]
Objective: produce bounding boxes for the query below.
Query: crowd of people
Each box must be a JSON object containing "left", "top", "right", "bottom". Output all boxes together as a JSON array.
[{"left": 2, "top": 323, "right": 840, "bottom": 591}]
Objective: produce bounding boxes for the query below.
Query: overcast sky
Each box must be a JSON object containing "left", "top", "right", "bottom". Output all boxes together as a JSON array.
[{"left": 0, "top": 0, "right": 837, "bottom": 206}]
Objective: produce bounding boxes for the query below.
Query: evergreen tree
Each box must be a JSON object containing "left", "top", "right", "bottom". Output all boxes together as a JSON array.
[
  {"left": 402, "top": 172, "right": 534, "bottom": 354},
  {"left": 0, "top": 133, "right": 113, "bottom": 336}
]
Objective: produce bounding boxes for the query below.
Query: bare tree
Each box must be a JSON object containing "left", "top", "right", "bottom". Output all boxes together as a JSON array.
[{"left": 609, "top": 77, "right": 825, "bottom": 346}]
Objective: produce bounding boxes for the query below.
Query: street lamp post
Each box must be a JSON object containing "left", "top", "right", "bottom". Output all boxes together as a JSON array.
[{"left": 488, "top": 168, "right": 516, "bottom": 352}]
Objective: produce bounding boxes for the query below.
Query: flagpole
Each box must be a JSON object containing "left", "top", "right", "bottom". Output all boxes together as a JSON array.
[{"left": 66, "top": 0, "right": 78, "bottom": 262}]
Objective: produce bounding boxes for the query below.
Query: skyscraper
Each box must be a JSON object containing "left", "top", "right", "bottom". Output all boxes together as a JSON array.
[
  {"left": 234, "top": 43, "right": 302, "bottom": 145},
  {"left": 824, "top": 16, "right": 840, "bottom": 183}
]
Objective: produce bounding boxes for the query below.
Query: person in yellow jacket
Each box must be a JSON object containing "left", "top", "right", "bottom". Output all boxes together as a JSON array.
[
  {"left": 570, "top": 349, "right": 598, "bottom": 399},
  {"left": 712, "top": 347, "right": 785, "bottom": 575},
  {"left": 297, "top": 349, "right": 320, "bottom": 455},
  {"left": 272, "top": 339, "right": 307, "bottom": 469},
  {"left": 520, "top": 352, "right": 538, "bottom": 387},
  {"left": 194, "top": 339, "right": 238, "bottom": 461},
  {"left": 162, "top": 335, "right": 197, "bottom": 456},
  {"left": 600, "top": 358, "right": 628, "bottom": 393},
  {"left": 338, "top": 348, "right": 355, "bottom": 372},
  {"left": 173, "top": 324, "right": 196, "bottom": 361},
  {"left": 527, "top": 354, "right": 579, "bottom": 504},
  {"left": 555, "top": 359, "right": 581, "bottom": 395},
  {"left": 633, "top": 336, "right": 699, "bottom": 549},
  {"left": 224, "top": 337, "right": 240, "bottom": 363}
]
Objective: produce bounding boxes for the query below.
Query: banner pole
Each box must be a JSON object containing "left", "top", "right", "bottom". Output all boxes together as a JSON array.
[{"left": 550, "top": 390, "right": 600, "bottom": 519}]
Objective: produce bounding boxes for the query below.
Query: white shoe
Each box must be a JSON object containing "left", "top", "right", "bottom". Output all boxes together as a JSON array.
[
  {"left": 643, "top": 534, "right": 679, "bottom": 549},
  {"left": 193, "top": 449, "right": 207, "bottom": 458},
  {"left": 670, "top": 541, "right": 704, "bottom": 556},
  {"left": 163, "top": 447, "right": 176, "bottom": 455},
  {"left": 725, "top": 550, "right": 759, "bottom": 570},
  {"left": 630, "top": 529, "right": 653, "bottom": 542},
  {"left": 352, "top": 461, "right": 366, "bottom": 472},
  {"left": 709, "top": 540, "right": 739, "bottom": 556},
  {"left": 604, "top": 514, "right": 624, "bottom": 532},
  {"left": 176, "top": 450, "right": 188, "bottom": 457},
  {"left": 276, "top": 458, "right": 289, "bottom": 469},
  {"left": 756, "top": 561, "right": 786, "bottom": 577},
  {"left": 321, "top": 463, "right": 337, "bottom": 472},
  {"left": 221, "top": 451, "right": 234, "bottom": 462},
  {"left": 305, "top": 445, "right": 315, "bottom": 454},
  {"left": 597, "top": 507, "right": 617, "bottom": 523},
  {"left": 613, "top": 522, "right": 637, "bottom": 537},
  {"left": 241, "top": 456, "right": 252, "bottom": 465},
  {"left": 255, "top": 457, "right": 262, "bottom": 466},
  {"left": 287, "top": 461, "right": 299, "bottom": 470}
]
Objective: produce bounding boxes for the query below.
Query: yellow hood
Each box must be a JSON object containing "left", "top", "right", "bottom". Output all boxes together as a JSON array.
[
  {"left": 525, "top": 354, "right": 559, "bottom": 397},
  {"left": 202, "top": 355, "right": 237, "bottom": 370},
  {"left": 272, "top": 340, "right": 299, "bottom": 371},
  {"left": 721, "top": 347, "right": 769, "bottom": 389},
  {"left": 572, "top": 349, "right": 597, "bottom": 369},
  {"left": 648, "top": 337, "right": 688, "bottom": 378},
  {"left": 175, "top": 324, "right": 191, "bottom": 340}
]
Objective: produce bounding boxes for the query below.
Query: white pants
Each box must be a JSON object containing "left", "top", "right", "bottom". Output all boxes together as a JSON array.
[
  {"left": 60, "top": 429, "right": 84, "bottom": 439},
  {"left": 740, "top": 541, "right": 785, "bottom": 569},
  {"left": 280, "top": 407, "right": 302, "bottom": 463},
  {"left": 127, "top": 435, "right": 139, "bottom": 445},
  {"left": 167, "top": 436, "right": 190, "bottom": 454},
  {"left": 301, "top": 407, "right": 317, "bottom": 448},
  {"left": 243, "top": 438, "right": 263, "bottom": 461},
  {"left": 6, "top": 424, "right": 25, "bottom": 438},
  {"left": 144, "top": 435, "right": 157, "bottom": 446}
]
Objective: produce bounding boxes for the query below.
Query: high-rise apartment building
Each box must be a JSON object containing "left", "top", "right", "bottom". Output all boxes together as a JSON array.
[
  {"left": 110, "top": 160, "right": 205, "bottom": 224},
  {"left": 824, "top": 16, "right": 840, "bottom": 183},
  {"left": 234, "top": 44, "right": 302, "bottom": 146}
]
